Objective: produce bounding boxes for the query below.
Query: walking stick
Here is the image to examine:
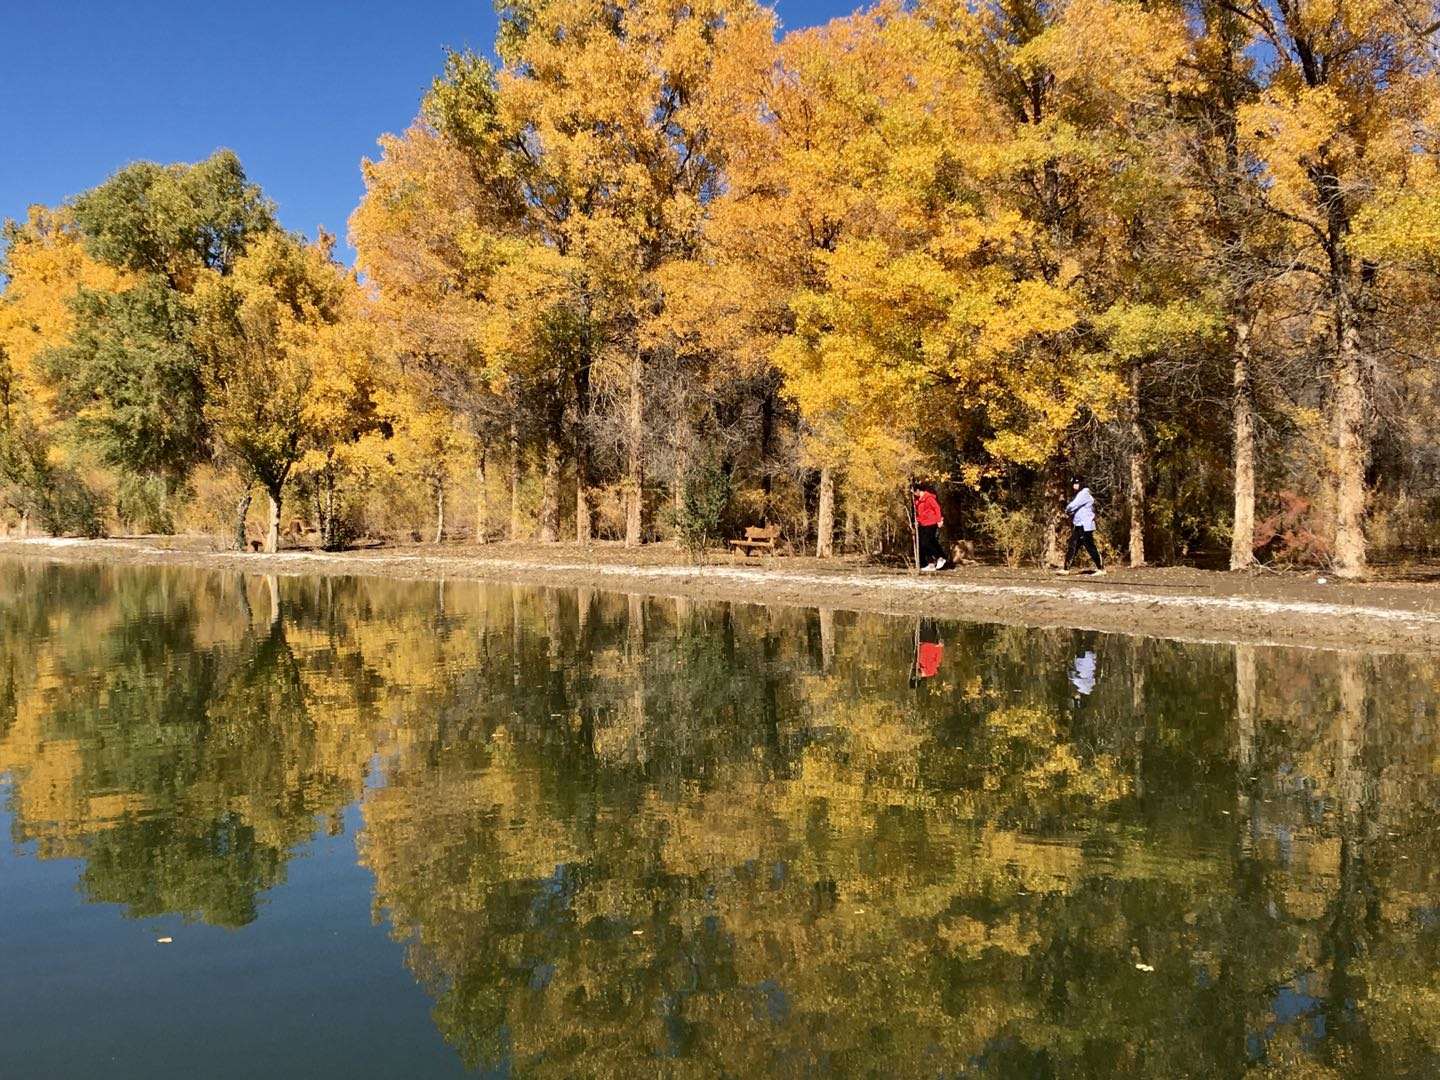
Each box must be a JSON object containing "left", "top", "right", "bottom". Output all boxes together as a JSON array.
[{"left": 905, "top": 478, "right": 919, "bottom": 576}]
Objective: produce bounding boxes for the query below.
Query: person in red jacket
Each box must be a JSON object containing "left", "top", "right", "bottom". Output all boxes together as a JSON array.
[{"left": 913, "top": 483, "right": 947, "bottom": 571}]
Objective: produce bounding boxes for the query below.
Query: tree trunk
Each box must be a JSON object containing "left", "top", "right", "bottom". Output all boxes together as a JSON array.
[
  {"left": 574, "top": 362, "right": 593, "bottom": 545},
  {"left": 1230, "top": 311, "right": 1257, "bottom": 570},
  {"left": 1335, "top": 651, "right": 1367, "bottom": 817},
  {"left": 509, "top": 418, "right": 522, "bottom": 541},
  {"left": 266, "top": 574, "right": 280, "bottom": 632},
  {"left": 315, "top": 471, "right": 331, "bottom": 549},
  {"left": 434, "top": 479, "right": 446, "bottom": 545},
  {"left": 538, "top": 430, "right": 560, "bottom": 543},
  {"left": 1127, "top": 364, "right": 1146, "bottom": 567},
  {"left": 907, "top": 485, "right": 920, "bottom": 575},
  {"left": 819, "top": 607, "right": 835, "bottom": 673},
  {"left": 760, "top": 382, "right": 775, "bottom": 522},
  {"left": 671, "top": 424, "right": 688, "bottom": 550},
  {"left": 625, "top": 349, "right": 644, "bottom": 547},
  {"left": 475, "top": 446, "right": 488, "bottom": 544},
  {"left": 234, "top": 490, "right": 252, "bottom": 552},
  {"left": 265, "top": 489, "right": 281, "bottom": 553},
  {"left": 577, "top": 587, "right": 594, "bottom": 638},
  {"left": 1234, "top": 643, "right": 1257, "bottom": 774},
  {"left": 816, "top": 466, "right": 835, "bottom": 557},
  {"left": 1333, "top": 305, "right": 1368, "bottom": 578},
  {"left": 843, "top": 499, "right": 856, "bottom": 554},
  {"left": 576, "top": 480, "right": 592, "bottom": 545},
  {"left": 19, "top": 507, "right": 29, "bottom": 539},
  {"left": 1043, "top": 506, "right": 1065, "bottom": 568}
]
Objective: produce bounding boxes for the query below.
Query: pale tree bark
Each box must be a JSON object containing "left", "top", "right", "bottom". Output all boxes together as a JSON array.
[
  {"left": 315, "top": 465, "right": 340, "bottom": 550},
  {"left": 433, "top": 479, "right": 446, "bottom": 544},
  {"left": 1230, "top": 310, "right": 1257, "bottom": 570},
  {"left": 628, "top": 593, "right": 645, "bottom": 654},
  {"left": 625, "top": 350, "right": 644, "bottom": 547},
  {"left": 511, "top": 587, "right": 522, "bottom": 688},
  {"left": 1042, "top": 506, "right": 1065, "bottom": 569},
  {"left": 576, "top": 482, "right": 593, "bottom": 545},
  {"left": 816, "top": 466, "right": 835, "bottom": 557},
  {"left": 760, "top": 383, "right": 775, "bottom": 522},
  {"left": 1233, "top": 643, "right": 1260, "bottom": 843},
  {"left": 671, "top": 425, "right": 688, "bottom": 550},
  {"left": 509, "top": 418, "right": 522, "bottom": 541},
  {"left": 624, "top": 591, "right": 648, "bottom": 766},
  {"left": 538, "top": 430, "right": 560, "bottom": 543},
  {"left": 266, "top": 574, "right": 280, "bottom": 632},
  {"left": 19, "top": 507, "right": 29, "bottom": 539},
  {"left": 1234, "top": 644, "right": 1257, "bottom": 779},
  {"left": 1127, "top": 364, "right": 1147, "bottom": 567},
  {"left": 843, "top": 500, "right": 856, "bottom": 554},
  {"left": 818, "top": 607, "right": 835, "bottom": 673},
  {"left": 1334, "top": 651, "right": 1368, "bottom": 818},
  {"left": 265, "top": 488, "right": 282, "bottom": 554},
  {"left": 574, "top": 363, "right": 593, "bottom": 545},
  {"left": 577, "top": 587, "right": 594, "bottom": 637},
  {"left": 234, "top": 490, "right": 252, "bottom": 552},
  {"left": 475, "top": 446, "right": 488, "bottom": 544},
  {"left": 543, "top": 587, "right": 560, "bottom": 660},
  {"left": 1333, "top": 304, "right": 1368, "bottom": 578}
]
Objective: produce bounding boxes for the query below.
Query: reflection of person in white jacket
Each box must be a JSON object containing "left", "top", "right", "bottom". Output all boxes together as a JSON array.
[
  {"left": 1061, "top": 476, "right": 1104, "bottom": 575},
  {"left": 1070, "top": 650, "right": 1097, "bottom": 697}
]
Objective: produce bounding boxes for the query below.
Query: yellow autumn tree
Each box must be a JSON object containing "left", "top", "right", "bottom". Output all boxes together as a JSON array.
[
  {"left": 1231, "top": 0, "right": 1440, "bottom": 576},
  {"left": 193, "top": 231, "right": 360, "bottom": 551},
  {"left": 0, "top": 207, "right": 133, "bottom": 533}
]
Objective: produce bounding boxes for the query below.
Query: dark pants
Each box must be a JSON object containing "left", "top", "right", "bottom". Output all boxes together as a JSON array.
[
  {"left": 1065, "top": 526, "right": 1102, "bottom": 570},
  {"left": 918, "top": 524, "right": 946, "bottom": 567}
]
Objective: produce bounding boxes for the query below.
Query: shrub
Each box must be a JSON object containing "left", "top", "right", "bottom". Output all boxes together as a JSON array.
[
  {"left": 1253, "top": 490, "right": 1331, "bottom": 566},
  {"left": 974, "top": 498, "right": 1044, "bottom": 567},
  {"left": 671, "top": 462, "right": 733, "bottom": 562}
]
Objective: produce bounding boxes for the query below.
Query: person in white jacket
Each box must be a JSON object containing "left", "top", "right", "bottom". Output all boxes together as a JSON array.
[{"left": 1061, "top": 476, "right": 1104, "bottom": 575}]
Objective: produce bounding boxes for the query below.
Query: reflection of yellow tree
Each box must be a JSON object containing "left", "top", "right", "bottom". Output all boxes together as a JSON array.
[
  {"left": 0, "top": 563, "right": 483, "bottom": 926},
  {"left": 357, "top": 602, "right": 1440, "bottom": 1076},
  {"left": 8, "top": 561, "right": 1440, "bottom": 1074},
  {"left": 356, "top": 601, "right": 1164, "bottom": 1075}
]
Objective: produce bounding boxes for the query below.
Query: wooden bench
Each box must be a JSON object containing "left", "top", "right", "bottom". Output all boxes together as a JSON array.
[{"left": 729, "top": 525, "right": 780, "bottom": 555}]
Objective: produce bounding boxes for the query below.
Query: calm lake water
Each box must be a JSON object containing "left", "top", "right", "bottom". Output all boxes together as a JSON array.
[{"left": 4, "top": 560, "right": 1440, "bottom": 1078}]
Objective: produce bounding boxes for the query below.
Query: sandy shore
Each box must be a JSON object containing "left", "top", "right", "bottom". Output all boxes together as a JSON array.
[{"left": 6, "top": 535, "right": 1440, "bottom": 651}]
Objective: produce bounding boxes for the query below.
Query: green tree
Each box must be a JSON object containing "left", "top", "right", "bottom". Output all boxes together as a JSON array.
[
  {"left": 41, "top": 151, "right": 275, "bottom": 528},
  {"left": 70, "top": 148, "right": 272, "bottom": 286}
]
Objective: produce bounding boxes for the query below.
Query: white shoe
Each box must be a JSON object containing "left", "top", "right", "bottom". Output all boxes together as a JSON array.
[
  {"left": 1090, "top": 569, "right": 1106, "bottom": 577},
  {"left": 935, "top": 557, "right": 947, "bottom": 570},
  {"left": 921, "top": 562, "right": 937, "bottom": 573},
  {"left": 1057, "top": 568, "right": 1071, "bottom": 576}
]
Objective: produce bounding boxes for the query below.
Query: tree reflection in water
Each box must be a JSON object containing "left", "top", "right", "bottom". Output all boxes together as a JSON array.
[{"left": 3, "top": 559, "right": 1440, "bottom": 1077}]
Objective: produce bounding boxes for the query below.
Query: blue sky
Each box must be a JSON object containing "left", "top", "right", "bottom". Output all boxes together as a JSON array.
[{"left": 1, "top": 0, "right": 856, "bottom": 261}]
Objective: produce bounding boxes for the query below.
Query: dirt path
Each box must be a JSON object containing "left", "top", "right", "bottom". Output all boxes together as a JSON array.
[{"left": 6, "top": 536, "right": 1440, "bottom": 651}]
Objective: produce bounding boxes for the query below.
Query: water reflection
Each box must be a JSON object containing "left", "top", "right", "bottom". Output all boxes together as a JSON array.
[
  {"left": 4, "top": 560, "right": 1440, "bottom": 1077},
  {"left": 911, "top": 617, "right": 944, "bottom": 687}
]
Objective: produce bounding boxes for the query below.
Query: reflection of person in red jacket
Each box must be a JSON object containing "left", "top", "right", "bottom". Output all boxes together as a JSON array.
[
  {"left": 913, "top": 484, "right": 947, "bottom": 571},
  {"left": 911, "top": 619, "right": 944, "bottom": 686}
]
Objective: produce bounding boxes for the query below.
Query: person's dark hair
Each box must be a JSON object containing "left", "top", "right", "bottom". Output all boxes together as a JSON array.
[{"left": 1070, "top": 475, "right": 1085, "bottom": 487}]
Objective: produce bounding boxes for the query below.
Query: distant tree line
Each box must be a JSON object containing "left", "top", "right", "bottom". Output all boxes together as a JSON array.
[{"left": 4, "top": 0, "right": 1440, "bottom": 573}]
